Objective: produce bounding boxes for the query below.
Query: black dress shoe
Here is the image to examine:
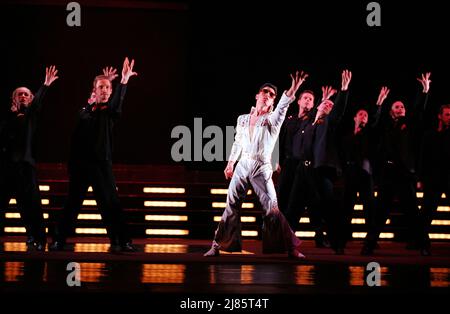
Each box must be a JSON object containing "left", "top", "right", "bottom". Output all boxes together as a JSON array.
[{"left": 49, "top": 241, "right": 65, "bottom": 251}]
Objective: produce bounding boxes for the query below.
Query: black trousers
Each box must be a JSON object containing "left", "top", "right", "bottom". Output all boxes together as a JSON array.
[
  {"left": 337, "top": 165, "right": 375, "bottom": 249},
  {"left": 0, "top": 160, "right": 46, "bottom": 243},
  {"left": 52, "top": 160, "right": 131, "bottom": 245},
  {"left": 365, "top": 163, "right": 419, "bottom": 247},
  {"left": 277, "top": 158, "right": 323, "bottom": 233},
  {"left": 419, "top": 176, "right": 450, "bottom": 249}
]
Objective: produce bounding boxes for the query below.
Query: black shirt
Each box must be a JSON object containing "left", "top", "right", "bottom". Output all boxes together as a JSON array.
[
  {"left": 3, "top": 85, "right": 48, "bottom": 165},
  {"left": 70, "top": 83, "right": 127, "bottom": 162}
]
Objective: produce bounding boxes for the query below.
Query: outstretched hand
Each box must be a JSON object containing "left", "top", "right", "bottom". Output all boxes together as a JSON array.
[
  {"left": 285, "top": 70, "right": 308, "bottom": 98},
  {"left": 376, "top": 86, "right": 390, "bottom": 106},
  {"left": 103, "top": 66, "right": 119, "bottom": 81},
  {"left": 321, "top": 86, "right": 337, "bottom": 101},
  {"left": 44, "top": 65, "right": 59, "bottom": 86},
  {"left": 417, "top": 72, "right": 431, "bottom": 93},
  {"left": 121, "top": 57, "right": 138, "bottom": 84},
  {"left": 341, "top": 69, "right": 352, "bottom": 91}
]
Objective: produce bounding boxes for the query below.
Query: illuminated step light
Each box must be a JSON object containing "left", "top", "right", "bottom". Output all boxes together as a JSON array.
[
  {"left": 442, "top": 193, "right": 447, "bottom": 199},
  {"left": 144, "top": 201, "right": 187, "bottom": 207},
  {"left": 5, "top": 213, "right": 49, "bottom": 219},
  {"left": 75, "top": 228, "right": 107, "bottom": 234},
  {"left": 431, "top": 220, "right": 450, "bottom": 226},
  {"left": 242, "top": 230, "right": 258, "bottom": 237},
  {"left": 386, "top": 219, "right": 391, "bottom": 224},
  {"left": 210, "top": 189, "right": 252, "bottom": 195},
  {"left": 9, "top": 199, "right": 49, "bottom": 205},
  {"left": 416, "top": 192, "right": 423, "bottom": 198},
  {"left": 145, "top": 215, "right": 188, "bottom": 221},
  {"left": 77, "top": 214, "right": 102, "bottom": 220},
  {"left": 145, "top": 229, "right": 189, "bottom": 236},
  {"left": 83, "top": 200, "right": 97, "bottom": 206},
  {"left": 212, "top": 202, "right": 254, "bottom": 209},
  {"left": 3, "top": 242, "right": 27, "bottom": 252},
  {"left": 88, "top": 186, "right": 93, "bottom": 192},
  {"left": 437, "top": 206, "right": 450, "bottom": 212},
  {"left": 374, "top": 191, "right": 378, "bottom": 197},
  {"left": 295, "top": 231, "right": 315, "bottom": 237},
  {"left": 352, "top": 232, "right": 367, "bottom": 238},
  {"left": 354, "top": 204, "right": 363, "bottom": 210},
  {"left": 213, "top": 216, "right": 256, "bottom": 222},
  {"left": 429, "top": 233, "right": 450, "bottom": 240},
  {"left": 4, "top": 227, "right": 26, "bottom": 233},
  {"left": 143, "top": 187, "right": 185, "bottom": 194},
  {"left": 380, "top": 233, "right": 394, "bottom": 239},
  {"left": 39, "top": 185, "right": 50, "bottom": 191},
  {"left": 144, "top": 244, "right": 188, "bottom": 254},
  {"left": 299, "top": 217, "right": 310, "bottom": 223},
  {"left": 74, "top": 243, "right": 110, "bottom": 253},
  {"left": 351, "top": 218, "right": 366, "bottom": 224},
  {"left": 5, "top": 213, "right": 20, "bottom": 219}
]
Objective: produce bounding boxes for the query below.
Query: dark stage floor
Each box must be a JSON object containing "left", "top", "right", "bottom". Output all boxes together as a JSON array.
[{"left": 0, "top": 236, "right": 449, "bottom": 311}]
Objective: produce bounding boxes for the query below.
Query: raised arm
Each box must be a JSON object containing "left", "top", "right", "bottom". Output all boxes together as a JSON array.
[
  {"left": 120, "top": 57, "right": 138, "bottom": 85},
  {"left": 370, "top": 86, "right": 390, "bottom": 127},
  {"left": 328, "top": 69, "right": 352, "bottom": 124},
  {"left": 109, "top": 57, "right": 138, "bottom": 114},
  {"left": 30, "top": 65, "right": 59, "bottom": 112},
  {"left": 414, "top": 72, "right": 431, "bottom": 113},
  {"left": 269, "top": 71, "right": 308, "bottom": 127}
]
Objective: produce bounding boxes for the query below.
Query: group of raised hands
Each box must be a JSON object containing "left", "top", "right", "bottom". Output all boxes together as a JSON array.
[{"left": 39, "top": 57, "right": 138, "bottom": 104}]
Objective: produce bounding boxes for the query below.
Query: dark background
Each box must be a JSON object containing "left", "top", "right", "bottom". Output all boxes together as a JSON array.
[{"left": 0, "top": 0, "right": 448, "bottom": 168}]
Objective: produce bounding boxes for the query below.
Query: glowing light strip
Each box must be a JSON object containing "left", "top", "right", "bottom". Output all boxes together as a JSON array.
[
  {"left": 299, "top": 217, "right": 310, "bottom": 223},
  {"left": 145, "top": 215, "right": 188, "bottom": 221},
  {"left": 295, "top": 231, "right": 315, "bottom": 237},
  {"left": 77, "top": 214, "right": 102, "bottom": 220},
  {"left": 143, "top": 187, "right": 185, "bottom": 194},
  {"left": 75, "top": 228, "right": 107, "bottom": 234},
  {"left": 39, "top": 185, "right": 50, "bottom": 191},
  {"left": 431, "top": 220, "right": 450, "bottom": 226},
  {"left": 437, "top": 206, "right": 450, "bottom": 212},
  {"left": 145, "top": 229, "right": 189, "bottom": 236},
  {"left": 4, "top": 227, "right": 26, "bottom": 233},
  {"left": 82, "top": 200, "right": 97, "bottom": 206},
  {"left": 144, "top": 201, "right": 187, "bottom": 207},
  {"left": 351, "top": 218, "right": 366, "bottom": 224},
  {"left": 242, "top": 230, "right": 258, "bottom": 237},
  {"left": 429, "top": 233, "right": 450, "bottom": 239}
]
